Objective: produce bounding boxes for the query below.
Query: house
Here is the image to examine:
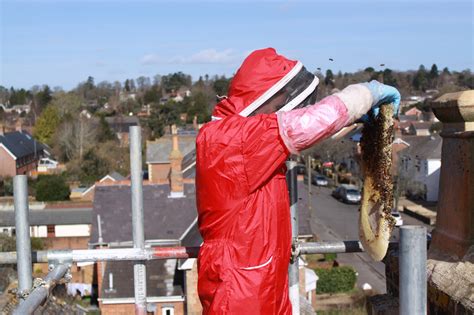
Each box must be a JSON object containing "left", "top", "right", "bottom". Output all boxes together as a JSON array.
[
  {"left": 0, "top": 103, "right": 32, "bottom": 115},
  {"left": 105, "top": 116, "right": 140, "bottom": 146},
  {"left": 399, "top": 135, "right": 442, "bottom": 202},
  {"left": 70, "top": 171, "right": 127, "bottom": 200},
  {"left": 90, "top": 132, "right": 202, "bottom": 315},
  {"left": 404, "top": 107, "right": 422, "bottom": 119},
  {"left": 0, "top": 130, "right": 45, "bottom": 177},
  {"left": 0, "top": 203, "right": 93, "bottom": 284},
  {"left": 408, "top": 121, "right": 432, "bottom": 136},
  {"left": 146, "top": 127, "right": 196, "bottom": 184}
]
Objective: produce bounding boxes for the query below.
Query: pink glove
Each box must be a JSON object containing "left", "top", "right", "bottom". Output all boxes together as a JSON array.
[{"left": 277, "top": 83, "right": 374, "bottom": 153}]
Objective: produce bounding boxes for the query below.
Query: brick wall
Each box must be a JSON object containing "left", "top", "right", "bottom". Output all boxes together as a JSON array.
[
  {"left": 0, "top": 146, "right": 16, "bottom": 177},
  {"left": 185, "top": 261, "right": 202, "bottom": 315},
  {"left": 149, "top": 163, "right": 171, "bottom": 183}
]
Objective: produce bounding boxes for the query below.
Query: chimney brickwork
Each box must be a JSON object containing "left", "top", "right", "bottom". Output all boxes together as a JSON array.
[
  {"left": 430, "top": 90, "right": 474, "bottom": 258},
  {"left": 169, "top": 125, "right": 184, "bottom": 197}
]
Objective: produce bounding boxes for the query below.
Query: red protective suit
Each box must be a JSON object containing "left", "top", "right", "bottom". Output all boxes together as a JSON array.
[{"left": 196, "top": 48, "right": 372, "bottom": 314}]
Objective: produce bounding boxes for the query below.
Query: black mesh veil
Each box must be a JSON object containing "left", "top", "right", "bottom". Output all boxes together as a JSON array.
[{"left": 249, "top": 66, "right": 318, "bottom": 116}]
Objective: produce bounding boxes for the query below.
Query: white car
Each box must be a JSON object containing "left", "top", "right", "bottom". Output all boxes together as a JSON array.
[{"left": 392, "top": 211, "right": 403, "bottom": 227}]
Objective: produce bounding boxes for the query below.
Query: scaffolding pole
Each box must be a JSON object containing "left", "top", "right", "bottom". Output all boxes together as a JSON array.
[
  {"left": 286, "top": 160, "right": 300, "bottom": 315},
  {"left": 130, "top": 126, "right": 147, "bottom": 315},
  {"left": 0, "top": 240, "right": 389, "bottom": 264},
  {"left": 399, "top": 225, "right": 427, "bottom": 315},
  {"left": 14, "top": 175, "right": 32, "bottom": 299},
  {"left": 13, "top": 264, "right": 68, "bottom": 315}
]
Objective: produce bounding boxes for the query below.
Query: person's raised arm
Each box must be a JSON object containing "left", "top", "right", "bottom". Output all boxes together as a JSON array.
[{"left": 276, "top": 80, "right": 400, "bottom": 153}]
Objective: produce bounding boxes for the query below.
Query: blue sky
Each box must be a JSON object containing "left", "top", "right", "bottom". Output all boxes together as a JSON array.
[{"left": 1, "top": 0, "right": 473, "bottom": 90}]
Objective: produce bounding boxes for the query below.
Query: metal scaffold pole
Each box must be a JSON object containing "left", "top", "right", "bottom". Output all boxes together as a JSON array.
[
  {"left": 399, "top": 225, "right": 427, "bottom": 315},
  {"left": 13, "top": 264, "right": 68, "bottom": 315},
  {"left": 14, "top": 175, "right": 32, "bottom": 299},
  {"left": 130, "top": 126, "right": 147, "bottom": 315},
  {"left": 286, "top": 160, "right": 300, "bottom": 315}
]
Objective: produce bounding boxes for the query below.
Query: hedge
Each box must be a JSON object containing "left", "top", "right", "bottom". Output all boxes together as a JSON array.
[
  {"left": 315, "top": 266, "right": 357, "bottom": 294},
  {"left": 35, "top": 175, "right": 70, "bottom": 201}
]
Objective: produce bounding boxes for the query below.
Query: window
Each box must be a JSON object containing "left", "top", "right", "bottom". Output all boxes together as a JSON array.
[{"left": 161, "top": 306, "right": 174, "bottom": 315}]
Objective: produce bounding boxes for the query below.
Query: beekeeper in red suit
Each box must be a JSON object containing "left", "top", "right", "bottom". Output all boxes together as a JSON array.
[{"left": 196, "top": 48, "right": 400, "bottom": 314}]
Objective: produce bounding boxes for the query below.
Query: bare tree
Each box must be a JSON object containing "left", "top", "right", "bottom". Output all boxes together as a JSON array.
[{"left": 57, "top": 117, "right": 97, "bottom": 161}]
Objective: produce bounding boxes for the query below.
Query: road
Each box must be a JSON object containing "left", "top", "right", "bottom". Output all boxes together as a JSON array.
[{"left": 298, "top": 181, "right": 432, "bottom": 294}]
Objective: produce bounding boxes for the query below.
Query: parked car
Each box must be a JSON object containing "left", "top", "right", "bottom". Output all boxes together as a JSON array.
[
  {"left": 391, "top": 211, "right": 404, "bottom": 227},
  {"left": 332, "top": 184, "right": 361, "bottom": 204},
  {"left": 314, "top": 175, "right": 329, "bottom": 186},
  {"left": 304, "top": 172, "right": 329, "bottom": 186}
]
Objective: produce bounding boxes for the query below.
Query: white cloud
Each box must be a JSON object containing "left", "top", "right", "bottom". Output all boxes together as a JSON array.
[
  {"left": 141, "top": 49, "right": 241, "bottom": 66},
  {"left": 176, "top": 49, "right": 238, "bottom": 64},
  {"left": 141, "top": 54, "right": 163, "bottom": 65}
]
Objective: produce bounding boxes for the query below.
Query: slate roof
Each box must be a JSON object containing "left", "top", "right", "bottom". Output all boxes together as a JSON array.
[
  {"left": 401, "top": 135, "right": 442, "bottom": 160},
  {"left": 146, "top": 135, "right": 196, "bottom": 164},
  {"left": 0, "top": 207, "right": 92, "bottom": 227},
  {"left": 0, "top": 131, "right": 44, "bottom": 159},
  {"left": 90, "top": 184, "right": 198, "bottom": 244},
  {"left": 106, "top": 171, "right": 126, "bottom": 181},
  {"left": 101, "top": 259, "right": 183, "bottom": 299}
]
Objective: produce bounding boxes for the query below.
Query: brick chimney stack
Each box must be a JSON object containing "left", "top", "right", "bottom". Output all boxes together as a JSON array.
[
  {"left": 431, "top": 90, "right": 474, "bottom": 258},
  {"left": 169, "top": 125, "right": 184, "bottom": 197}
]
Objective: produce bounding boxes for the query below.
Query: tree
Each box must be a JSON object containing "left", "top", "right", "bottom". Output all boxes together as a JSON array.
[
  {"left": 97, "top": 116, "right": 116, "bottom": 142},
  {"left": 364, "top": 67, "right": 375, "bottom": 73},
  {"left": 9, "top": 87, "right": 29, "bottom": 105},
  {"left": 48, "top": 92, "right": 83, "bottom": 119},
  {"left": 213, "top": 76, "right": 231, "bottom": 96},
  {"left": 325, "top": 70, "right": 334, "bottom": 86},
  {"left": 457, "top": 70, "right": 474, "bottom": 89},
  {"left": 124, "top": 79, "right": 131, "bottom": 92},
  {"left": 413, "top": 65, "right": 428, "bottom": 91},
  {"left": 148, "top": 101, "right": 180, "bottom": 138},
  {"left": 80, "top": 149, "right": 111, "bottom": 183},
  {"left": 33, "top": 105, "right": 60, "bottom": 145},
  {"left": 161, "top": 72, "right": 192, "bottom": 92},
  {"left": 187, "top": 91, "right": 211, "bottom": 123},
  {"left": 34, "top": 85, "right": 52, "bottom": 112},
  {"left": 429, "top": 64, "right": 439, "bottom": 88},
  {"left": 35, "top": 175, "right": 70, "bottom": 201},
  {"left": 85, "top": 76, "right": 95, "bottom": 90},
  {"left": 136, "top": 76, "right": 151, "bottom": 91},
  {"left": 382, "top": 68, "right": 398, "bottom": 87},
  {"left": 56, "top": 117, "right": 97, "bottom": 161},
  {"left": 143, "top": 86, "right": 161, "bottom": 104}
]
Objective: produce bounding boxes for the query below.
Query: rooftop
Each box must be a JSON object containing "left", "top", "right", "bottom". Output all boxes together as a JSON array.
[
  {"left": 0, "top": 131, "right": 44, "bottom": 159},
  {"left": 91, "top": 184, "right": 199, "bottom": 244},
  {"left": 146, "top": 135, "right": 196, "bottom": 164},
  {"left": 0, "top": 206, "right": 92, "bottom": 227}
]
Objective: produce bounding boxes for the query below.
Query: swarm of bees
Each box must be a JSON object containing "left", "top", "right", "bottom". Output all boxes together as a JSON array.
[{"left": 359, "top": 104, "right": 396, "bottom": 261}]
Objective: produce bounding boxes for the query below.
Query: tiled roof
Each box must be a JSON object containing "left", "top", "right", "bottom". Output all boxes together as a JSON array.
[
  {"left": 0, "top": 207, "right": 92, "bottom": 227},
  {"left": 106, "top": 171, "right": 126, "bottom": 181},
  {"left": 146, "top": 135, "right": 196, "bottom": 164},
  {"left": 401, "top": 134, "right": 442, "bottom": 160},
  {"left": 90, "top": 184, "right": 198, "bottom": 244},
  {"left": 0, "top": 131, "right": 44, "bottom": 159},
  {"left": 101, "top": 259, "right": 183, "bottom": 299}
]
